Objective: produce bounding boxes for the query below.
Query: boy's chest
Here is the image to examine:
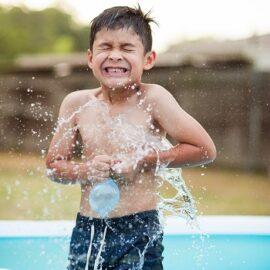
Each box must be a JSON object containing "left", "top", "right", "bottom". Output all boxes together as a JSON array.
[{"left": 77, "top": 102, "right": 155, "bottom": 154}]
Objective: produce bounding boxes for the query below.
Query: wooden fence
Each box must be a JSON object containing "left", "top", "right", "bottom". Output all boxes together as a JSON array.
[{"left": 0, "top": 64, "right": 269, "bottom": 174}]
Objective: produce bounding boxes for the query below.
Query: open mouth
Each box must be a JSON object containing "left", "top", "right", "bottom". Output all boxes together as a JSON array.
[{"left": 102, "top": 67, "right": 129, "bottom": 77}]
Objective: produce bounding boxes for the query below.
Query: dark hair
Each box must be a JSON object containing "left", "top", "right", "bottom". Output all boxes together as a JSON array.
[{"left": 89, "top": 5, "right": 156, "bottom": 53}]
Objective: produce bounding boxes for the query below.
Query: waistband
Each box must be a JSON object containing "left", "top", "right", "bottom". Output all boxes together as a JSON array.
[{"left": 75, "top": 210, "right": 161, "bottom": 232}]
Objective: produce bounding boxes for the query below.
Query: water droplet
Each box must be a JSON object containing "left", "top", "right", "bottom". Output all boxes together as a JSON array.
[{"left": 15, "top": 180, "right": 20, "bottom": 186}]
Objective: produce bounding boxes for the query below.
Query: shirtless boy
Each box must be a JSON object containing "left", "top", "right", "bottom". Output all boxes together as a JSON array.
[{"left": 46, "top": 6, "right": 216, "bottom": 270}]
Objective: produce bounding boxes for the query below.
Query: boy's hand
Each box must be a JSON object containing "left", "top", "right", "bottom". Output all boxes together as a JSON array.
[
  {"left": 86, "top": 155, "right": 115, "bottom": 183},
  {"left": 109, "top": 147, "right": 155, "bottom": 180},
  {"left": 110, "top": 158, "right": 145, "bottom": 181}
]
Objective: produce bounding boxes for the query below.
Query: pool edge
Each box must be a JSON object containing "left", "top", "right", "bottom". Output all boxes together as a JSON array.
[{"left": 0, "top": 216, "right": 270, "bottom": 237}]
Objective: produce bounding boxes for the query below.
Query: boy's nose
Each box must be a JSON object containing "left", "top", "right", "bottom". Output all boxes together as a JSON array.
[{"left": 108, "top": 50, "right": 123, "bottom": 62}]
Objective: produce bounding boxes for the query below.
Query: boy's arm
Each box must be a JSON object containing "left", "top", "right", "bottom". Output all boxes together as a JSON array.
[
  {"left": 143, "top": 85, "right": 217, "bottom": 169},
  {"left": 45, "top": 93, "right": 90, "bottom": 184}
]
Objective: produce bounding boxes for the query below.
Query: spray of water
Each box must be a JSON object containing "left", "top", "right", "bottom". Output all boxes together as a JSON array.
[
  {"left": 47, "top": 96, "right": 197, "bottom": 220},
  {"left": 44, "top": 94, "right": 201, "bottom": 269},
  {"left": 4, "top": 79, "right": 214, "bottom": 268}
]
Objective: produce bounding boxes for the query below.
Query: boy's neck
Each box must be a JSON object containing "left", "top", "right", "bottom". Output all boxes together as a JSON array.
[{"left": 100, "top": 84, "right": 141, "bottom": 104}]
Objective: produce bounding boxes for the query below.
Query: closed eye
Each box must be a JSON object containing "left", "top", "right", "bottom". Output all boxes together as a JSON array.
[
  {"left": 100, "top": 46, "right": 111, "bottom": 51},
  {"left": 98, "top": 43, "right": 112, "bottom": 50},
  {"left": 123, "top": 48, "right": 134, "bottom": 52},
  {"left": 121, "top": 43, "right": 136, "bottom": 52}
]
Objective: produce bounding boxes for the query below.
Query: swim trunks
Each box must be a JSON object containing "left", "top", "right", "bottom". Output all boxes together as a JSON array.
[{"left": 67, "top": 210, "right": 164, "bottom": 270}]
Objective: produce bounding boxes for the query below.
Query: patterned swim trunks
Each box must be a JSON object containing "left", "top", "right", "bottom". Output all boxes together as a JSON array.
[{"left": 67, "top": 210, "right": 164, "bottom": 270}]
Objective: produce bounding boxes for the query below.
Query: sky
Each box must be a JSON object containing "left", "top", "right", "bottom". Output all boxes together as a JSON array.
[{"left": 1, "top": 0, "right": 270, "bottom": 52}]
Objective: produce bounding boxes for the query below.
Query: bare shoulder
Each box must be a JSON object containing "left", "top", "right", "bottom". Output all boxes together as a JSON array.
[
  {"left": 142, "top": 83, "right": 173, "bottom": 103},
  {"left": 58, "top": 88, "right": 100, "bottom": 122},
  {"left": 141, "top": 83, "right": 181, "bottom": 121},
  {"left": 60, "top": 88, "right": 100, "bottom": 111}
]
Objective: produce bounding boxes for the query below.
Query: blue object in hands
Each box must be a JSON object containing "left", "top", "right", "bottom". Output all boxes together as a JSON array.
[{"left": 89, "top": 178, "right": 120, "bottom": 218}]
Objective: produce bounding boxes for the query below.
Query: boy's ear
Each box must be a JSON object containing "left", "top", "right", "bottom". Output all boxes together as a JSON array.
[
  {"left": 87, "top": 49, "right": 93, "bottom": 69},
  {"left": 143, "top": 51, "right": 156, "bottom": 70}
]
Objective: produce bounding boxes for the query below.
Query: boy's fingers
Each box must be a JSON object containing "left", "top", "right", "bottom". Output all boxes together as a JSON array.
[
  {"left": 95, "top": 162, "right": 110, "bottom": 171},
  {"left": 111, "top": 159, "right": 121, "bottom": 167},
  {"left": 96, "top": 171, "right": 110, "bottom": 178},
  {"left": 93, "top": 168, "right": 110, "bottom": 176},
  {"left": 94, "top": 155, "right": 113, "bottom": 164},
  {"left": 93, "top": 177, "right": 107, "bottom": 183}
]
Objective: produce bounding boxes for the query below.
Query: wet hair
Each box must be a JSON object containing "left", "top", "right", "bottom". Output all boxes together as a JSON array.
[{"left": 89, "top": 5, "right": 156, "bottom": 53}]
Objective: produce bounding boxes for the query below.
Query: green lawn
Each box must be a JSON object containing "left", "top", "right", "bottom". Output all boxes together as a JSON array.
[{"left": 0, "top": 152, "right": 269, "bottom": 220}]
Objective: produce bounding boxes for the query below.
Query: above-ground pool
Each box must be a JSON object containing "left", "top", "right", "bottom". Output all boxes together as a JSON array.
[{"left": 0, "top": 216, "right": 270, "bottom": 270}]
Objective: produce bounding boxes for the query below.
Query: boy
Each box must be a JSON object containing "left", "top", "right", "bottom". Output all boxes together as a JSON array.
[{"left": 46, "top": 5, "right": 216, "bottom": 270}]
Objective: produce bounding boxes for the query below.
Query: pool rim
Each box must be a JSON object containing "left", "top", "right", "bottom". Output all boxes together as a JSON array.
[{"left": 1, "top": 216, "right": 270, "bottom": 237}]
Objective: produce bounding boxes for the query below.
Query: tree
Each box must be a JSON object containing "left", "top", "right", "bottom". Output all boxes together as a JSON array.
[{"left": 0, "top": 6, "right": 89, "bottom": 70}]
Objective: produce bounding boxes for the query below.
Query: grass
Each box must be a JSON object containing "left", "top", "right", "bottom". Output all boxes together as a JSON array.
[{"left": 0, "top": 152, "right": 269, "bottom": 220}]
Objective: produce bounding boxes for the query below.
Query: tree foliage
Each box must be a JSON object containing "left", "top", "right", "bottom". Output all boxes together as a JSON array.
[{"left": 0, "top": 6, "right": 89, "bottom": 68}]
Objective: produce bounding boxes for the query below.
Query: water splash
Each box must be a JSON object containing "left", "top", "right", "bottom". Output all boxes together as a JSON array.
[
  {"left": 46, "top": 96, "right": 198, "bottom": 219},
  {"left": 45, "top": 96, "right": 199, "bottom": 268}
]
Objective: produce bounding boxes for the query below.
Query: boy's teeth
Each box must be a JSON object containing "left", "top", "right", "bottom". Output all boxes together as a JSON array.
[{"left": 106, "top": 68, "right": 126, "bottom": 73}]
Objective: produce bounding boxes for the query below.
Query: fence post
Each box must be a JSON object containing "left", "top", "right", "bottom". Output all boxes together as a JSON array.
[{"left": 247, "top": 71, "right": 263, "bottom": 171}]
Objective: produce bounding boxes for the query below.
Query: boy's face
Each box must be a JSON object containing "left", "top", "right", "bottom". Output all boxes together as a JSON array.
[{"left": 87, "top": 27, "right": 156, "bottom": 90}]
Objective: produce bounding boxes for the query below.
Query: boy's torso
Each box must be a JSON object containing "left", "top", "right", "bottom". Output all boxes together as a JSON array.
[{"left": 73, "top": 84, "right": 165, "bottom": 218}]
